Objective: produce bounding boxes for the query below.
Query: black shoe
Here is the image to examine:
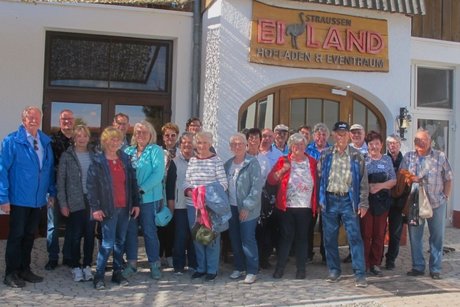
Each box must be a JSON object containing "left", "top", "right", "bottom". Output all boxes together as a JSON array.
[
  {"left": 259, "top": 260, "right": 272, "bottom": 269},
  {"left": 111, "top": 271, "right": 129, "bottom": 286},
  {"left": 205, "top": 273, "right": 217, "bottom": 281},
  {"left": 295, "top": 270, "right": 306, "bottom": 279},
  {"left": 191, "top": 271, "right": 206, "bottom": 279},
  {"left": 407, "top": 269, "right": 424, "bottom": 277},
  {"left": 430, "top": 272, "right": 441, "bottom": 280},
  {"left": 326, "top": 273, "right": 341, "bottom": 283},
  {"left": 273, "top": 268, "right": 283, "bottom": 279},
  {"left": 342, "top": 254, "right": 352, "bottom": 263},
  {"left": 18, "top": 270, "right": 43, "bottom": 283},
  {"left": 93, "top": 276, "right": 106, "bottom": 290},
  {"left": 369, "top": 265, "right": 383, "bottom": 277},
  {"left": 4, "top": 272, "right": 26, "bottom": 288},
  {"left": 45, "top": 260, "right": 58, "bottom": 271},
  {"left": 385, "top": 262, "right": 395, "bottom": 270},
  {"left": 62, "top": 258, "right": 72, "bottom": 267}
]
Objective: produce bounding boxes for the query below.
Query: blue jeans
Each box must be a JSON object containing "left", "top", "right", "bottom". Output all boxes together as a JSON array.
[
  {"left": 408, "top": 202, "right": 446, "bottom": 274},
  {"left": 47, "top": 203, "right": 71, "bottom": 261},
  {"left": 125, "top": 201, "right": 161, "bottom": 264},
  {"left": 173, "top": 209, "right": 197, "bottom": 271},
  {"left": 95, "top": 207, "right": 130, "bottom": 277},
  {"left": 68, "top": 206, "right": 95, "bottom": 268},
  {"left": 187, "top": 205, "right": 220, "bottom": 274},
  {"left": 5, "top": 205, "right": 41, "bottom": 275},
  {"left": 322, "top": 194, "right": 366, "bottom": 278},
  {"left": 228, "top": 206, "right": 259, "bottom": 275}
]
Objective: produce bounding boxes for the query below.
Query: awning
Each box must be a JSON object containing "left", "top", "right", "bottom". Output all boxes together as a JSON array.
[{"left": 270, "top": 0, "right": 426, "bottom": 15}]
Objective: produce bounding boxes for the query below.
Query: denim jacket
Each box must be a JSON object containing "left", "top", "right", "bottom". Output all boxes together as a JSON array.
[
  {"left": 318, "top": 146, "right": 369, "bottom": 211},
  {"left": 87, "top": 150, "right": 139, "bottom": 218},
  {"left": 224, "top": 154, "right": 262, "bottom": 222}
]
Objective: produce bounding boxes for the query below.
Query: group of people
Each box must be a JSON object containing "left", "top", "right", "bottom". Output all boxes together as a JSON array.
[{"left": 0, "top": 106, "right": 453, "bottom": 291}]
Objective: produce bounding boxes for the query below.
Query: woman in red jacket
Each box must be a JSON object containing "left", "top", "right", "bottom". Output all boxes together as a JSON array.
[{"left": 267, "top": 133, "right": 317, "bottom": 279}]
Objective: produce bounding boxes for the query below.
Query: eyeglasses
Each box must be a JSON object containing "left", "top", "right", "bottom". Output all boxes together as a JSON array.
[
  {"left": 33, "top": 139, "right": 38, "bottom": 151},
  {"left": 230, "top": 142, "right": 246, "bottom": 147},
  {"left": 164, "top": 134, "right": 177, "bottom": 138}
]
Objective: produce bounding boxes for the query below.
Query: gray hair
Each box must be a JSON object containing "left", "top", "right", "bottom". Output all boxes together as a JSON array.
[
  {"left": 194, "top": 131, "right": 213, "bottom": 146},
  {"left": 415, "top": 128, "right": 432, "bottom": 140},
  {"left": 229, "top": 133, "right": 247, "bottom": 146},
  {"left": 313, "top": 122, "right": 330, "bottom": 138},
  {"left": 21, "top": 106, "right": 42, "bottom": 120},
  {"left": 287, "top": 133, "right": 307, "bottom": 148},
  {"left": 178, "top": 132, "right": 194, "bottom": 144},
  {"left": 386, "top": 134, "right": 401, "bottom": 144}
]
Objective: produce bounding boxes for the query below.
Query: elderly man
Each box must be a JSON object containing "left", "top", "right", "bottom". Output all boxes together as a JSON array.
[
  {"left": 46, "top": 109, "right": 74, "bottom": 270},
  {"left": 349, "top": 124, "right": 368, "bottom": 155},
  {"left": 259, "top": 128, "right": 283, "bottom": 168},
  {"left": 402, "top": 129, "right": 452, "bottom": 279},
  {"left": 384, "top": 134, "right": 405, "bottom": 270},
  {"left": 113, "top": 113, "right": 131, "bottom": 148},
  {"left": 1, "top": 106, "right": 56, "bottom": 288},
  {"left": 306, "top": 122, "right": 331, "bottom": 262},
  {"left": 317, "top": 121, "right": 369, "bottom": 288},
  {"left": 272, "top": 124, "right": 289, "bottom": 155}
]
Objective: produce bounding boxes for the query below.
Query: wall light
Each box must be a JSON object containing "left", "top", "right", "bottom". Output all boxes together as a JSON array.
[{"left": 397, "top": 107, "right": 412, "bottom": 140}]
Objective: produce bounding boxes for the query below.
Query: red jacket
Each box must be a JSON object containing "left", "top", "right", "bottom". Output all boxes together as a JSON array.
[{"left": 267, "top": 153, "right": 318, "bottom": 216}]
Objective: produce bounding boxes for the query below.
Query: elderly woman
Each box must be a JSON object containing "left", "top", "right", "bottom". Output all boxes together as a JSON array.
[
  {"left": 224, "top": 133, "right": 262, "bottom": 284},
  {"left": 267, "top": 133, "right": 317, "bottom": 279},
  {"left": 172, "top": 132, "right": 197, "bottom": 274},
  {"left": 57, "top": 125, "right": 96, "bottom": 282},
  {"left": 124, "top": 121, "right": 165, "bottom": 279},
  {"left": 87, "top": 127, "right": 140, "bottom": 290},
  {"left": 361, "top": 131, "right": 396, "bottom": 276},
  {"left": 158, "top": 122, "right": 180, "bottom": 268},
  {"left": 184, "top": 131, "right": 228, "bottom": 281}
]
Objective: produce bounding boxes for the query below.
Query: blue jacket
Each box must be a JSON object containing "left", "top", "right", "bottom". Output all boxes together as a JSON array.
[
  {"left": 0, "top": 125, "right": 55, "bottom": 207},
  {"left": 224, "top": 154, "right": 262, "bottom": 222},
  {"left": 87, "top": 150, "right": 139, "bottom": 218},
  {"left": 317, "top": 146, "right": 369, "bottom": 211},
  {"left": 124, "top": 144, "right": 165, "bottom": 204}
]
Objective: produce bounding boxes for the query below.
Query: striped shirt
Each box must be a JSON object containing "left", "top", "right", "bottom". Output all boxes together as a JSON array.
[{"left": 184, "top": 155, "right": 228, "bottom": 207}]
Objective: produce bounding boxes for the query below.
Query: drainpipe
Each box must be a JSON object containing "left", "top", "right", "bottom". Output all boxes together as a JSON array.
[{"left": 191, "top": 0, "right": 202, "bottom": 117}]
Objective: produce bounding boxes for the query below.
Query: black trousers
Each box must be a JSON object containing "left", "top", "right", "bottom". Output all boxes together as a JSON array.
[
  {"left": 276, "top": 207, "right": 312, "bottom": 272},
  {"left": 5, "top": 205, "right": 42, "bottom": 275},
  {"left": 385, "top": 205, "right": 404, "bottom": 265}
]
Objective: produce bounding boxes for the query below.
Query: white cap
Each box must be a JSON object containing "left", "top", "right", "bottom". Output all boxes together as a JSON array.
[
  {"left": 274, "top": 124, "right": 289, "bottom": 132},
  {"left": 350, "top": 124, "right": 364, "bottom": 131}
]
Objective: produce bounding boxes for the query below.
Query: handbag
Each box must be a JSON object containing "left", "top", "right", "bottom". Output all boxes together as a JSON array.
[
  {"left": 418, "top": 184, "right": 433, "bottom": 219},
  {"left": 155, "top": 201, "right": 173, "bottom": 227},
  {"left": 191, "top": 207, "right": 216, "bottom": 245}
]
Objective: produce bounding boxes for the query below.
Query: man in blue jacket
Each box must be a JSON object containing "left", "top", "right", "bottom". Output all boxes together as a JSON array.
[
  {"left": 0, "top": 106, "right": 56, "bottom": 288},
  {"left": 317, "top": 121, "right": 369, "bottom": 288}
]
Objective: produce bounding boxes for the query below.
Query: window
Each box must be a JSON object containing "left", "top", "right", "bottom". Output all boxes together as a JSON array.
[
  {"left": 47, "top": 32, "right": 170, "bottom": 91},
  {"left": 239, "top": 94, "right": 274, "bottom": 130},
  {"left": 43, "top": 32, "right": 172, "bottom": 135},
  {"left": 417, "top": 67, "right": 453, "bottom": 109}
]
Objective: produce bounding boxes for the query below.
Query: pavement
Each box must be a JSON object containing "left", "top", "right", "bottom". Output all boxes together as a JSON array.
[{"left": 1, "top": 225, "right": 460, "bottom": 306}]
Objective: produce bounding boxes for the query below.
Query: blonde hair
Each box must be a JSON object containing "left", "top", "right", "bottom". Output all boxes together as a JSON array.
[
  {"left": 73, "top": 125, "right": 91, "bottom": 139},
  {"left": 100, "top": 126, "right": 123, "bottom": 150},
  {"left": 131, "top": 120, "right": 157, "bottom": 146},
  {"left": 161, "top": 122, "right": 179, "bottom": 135}
]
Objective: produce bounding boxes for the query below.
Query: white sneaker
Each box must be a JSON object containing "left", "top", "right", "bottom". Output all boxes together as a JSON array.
[
  {"left": 229, "top": 270, "right": 245, "bottom": 279},
  {"left": 82, "top": 266, "right": 94, "bottom": 281},
  {"left": 244, "top": 274, "right": 256, "bottom": 284},
  {"left": 72, "top": 267, "right": 84, "bottom": 282}
]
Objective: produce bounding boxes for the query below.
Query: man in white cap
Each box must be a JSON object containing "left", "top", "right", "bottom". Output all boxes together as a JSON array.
[
  {"left": 272, "top": 124, "right": 289, "bottom": 155},
  {"left": 349, "top": 124, "right": 368, "bottom": 155}
]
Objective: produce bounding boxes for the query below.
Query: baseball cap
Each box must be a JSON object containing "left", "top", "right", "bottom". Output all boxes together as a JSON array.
[
  {"left": 350, "top": 124, "right": 364, "bottom": 131},
  {"left": 274, "top": 124, "right": 289, "bottom": 132},
  {"left": 332, "top": 121, "right": 350, "bottom": 132}
]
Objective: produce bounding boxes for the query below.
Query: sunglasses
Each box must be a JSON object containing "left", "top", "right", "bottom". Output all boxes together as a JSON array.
[{"left": 33, "top": 139, "right": 39, "bottom": 151}]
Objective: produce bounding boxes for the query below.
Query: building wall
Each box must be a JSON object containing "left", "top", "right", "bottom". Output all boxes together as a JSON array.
[
  {"left": 0, "top": 0, "right": 193, "bottom": 138},
  {"left": 201, "top": 0, "right": 412, "bottom": 159}
]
